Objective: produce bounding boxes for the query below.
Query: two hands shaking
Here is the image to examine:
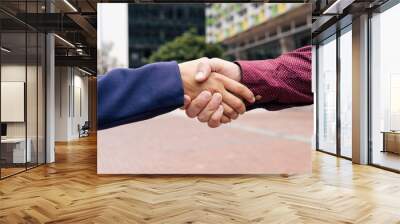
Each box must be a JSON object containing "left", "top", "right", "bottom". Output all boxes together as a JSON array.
[
  {"left": 178, "top": 58, "right": 255, "bottom": 128},
  {"left": 97, "top": 46, "right": 312, "bottom": 130}
]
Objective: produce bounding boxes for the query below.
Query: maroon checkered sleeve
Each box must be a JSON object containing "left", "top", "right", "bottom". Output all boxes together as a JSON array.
[{"left": 236, "top": 45, "right": 313, "bottom": 111}]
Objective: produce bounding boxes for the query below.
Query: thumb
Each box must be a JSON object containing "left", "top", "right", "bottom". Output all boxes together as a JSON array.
[{"left": 195, "top": 59, "right": 211, "bottom": 82}]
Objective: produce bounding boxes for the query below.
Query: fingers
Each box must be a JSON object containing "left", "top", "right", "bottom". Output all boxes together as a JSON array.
[
  {"left": 222, "top": 102, "right": 238, "bottom": 120},
  {"left": 195, "top": 58, "right": 211, "bottom": 82},
  {"left": 218, "top": 75, "right": 255, "bottom": 103},
  {"left": 221, "top": 90, "right": 246, "bottom": 115},
  {"left": 221, "top": 115, "right": 231, "bottom": 124},
  {"left": 208, "top": 105, "right": 224, "bottom": 128},
  {"left": 197, "top": 93, "right": 222, "bottom": 123},
  {"left": 185, "top": 91, "right": 212, "bottom": 118},
  {"left": 194, "top": 58, "right": 255, "bottom": 105},
  {"left": 181, "top": 95, "right": 191, "bottom": 110},
  {"left": 184, "top": 91, "right": 233, "bottom": 128},
  {"left": 184, "top": 92, "right": 231, "bottom": 128}
]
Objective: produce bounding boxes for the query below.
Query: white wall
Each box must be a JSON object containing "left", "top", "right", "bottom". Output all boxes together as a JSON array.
[
  {"left": 55, "top": 67, "right": 89, "bottom": 141},
  {"left": 55, "top": 66, "right": 69, "bottom": 141},
  {"left": 1, "top": 65, "right": 32, "bottom": 138},
  {"left": 71, "top": 73, "right": 89, "bottom": 138}
]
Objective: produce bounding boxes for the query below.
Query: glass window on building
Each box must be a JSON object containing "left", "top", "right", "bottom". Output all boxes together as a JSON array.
[
  {"left": 370, "top": 3, "right": 400, "bottom": 171},
  {"left": 339, "top": 26, "right": 352, "bottom": 158},
  {"left": 317, "top": 35, "right": 337, "bottom": 154},
  {"left": 246, "top": 40, "right": 281, "bottom": 60},
  {"left": 128, "top": 4, "right": 205, "bottom": 67}
]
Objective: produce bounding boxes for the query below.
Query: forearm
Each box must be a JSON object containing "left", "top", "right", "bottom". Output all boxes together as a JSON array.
[
  {"left": 236, "top": 46, "right": 313, "bottom": 110},
  {"left": 98, "top": 62, "right": 184, "bottom": 130}
]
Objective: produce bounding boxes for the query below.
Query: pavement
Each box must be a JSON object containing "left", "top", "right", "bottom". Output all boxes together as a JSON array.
[{"left": 98, "top": 106, "right": 314, "bottom": 174}]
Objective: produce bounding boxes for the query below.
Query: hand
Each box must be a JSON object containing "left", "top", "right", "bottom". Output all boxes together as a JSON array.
[
  {"left": 179, "top": 58, "right": 254, "bottom": 123},
  {"left": 183, "top": 91, "right": 226, "bottom": 128},
  {"left": 184, "top": 58, "right": 255, "bottom": 127},
  {"left": 195, "top": 57, "right": 241, "bottom": 82}
]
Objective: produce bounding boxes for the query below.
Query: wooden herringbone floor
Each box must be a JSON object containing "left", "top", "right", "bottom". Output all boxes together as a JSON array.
[{"left": 1, "top": 135, "right": 400, "bottom": 224}]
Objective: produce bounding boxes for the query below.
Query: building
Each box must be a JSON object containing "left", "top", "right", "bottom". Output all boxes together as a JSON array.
[
  {"left": 206, "top": 3, "right": 312, "bottom": 60},
  {"left": 128, "top": 4, "right": 205, "bottom": 67}
]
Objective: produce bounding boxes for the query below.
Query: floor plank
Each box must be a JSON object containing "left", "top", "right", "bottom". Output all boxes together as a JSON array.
[{"left": 0, "top": 135, "right": 400, "bottom": 224}]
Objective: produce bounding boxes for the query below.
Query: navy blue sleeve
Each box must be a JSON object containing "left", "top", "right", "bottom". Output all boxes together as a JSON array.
[{"left": 97, "top": 61, "right": 184, "bottom": 130}]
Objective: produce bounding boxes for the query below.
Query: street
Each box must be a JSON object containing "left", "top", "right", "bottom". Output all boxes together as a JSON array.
[{"left": 98, "top": 106, "right": 314, "bottom": 174}]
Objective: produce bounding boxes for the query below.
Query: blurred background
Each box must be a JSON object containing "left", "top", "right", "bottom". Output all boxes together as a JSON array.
[
  {"left": 134, "top": 3, "right": 310, "bottom": 67},
  {"left": 99, "top": 3, "right": 311, "bottom": 69},
  {"left": 97, "top": 3, "right": 313, "bottom": 174}
]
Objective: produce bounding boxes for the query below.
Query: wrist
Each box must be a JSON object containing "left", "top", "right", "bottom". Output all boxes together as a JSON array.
[
  {"left": 233, "top": 62, "right": 243, "bottom": 82},
  {"left": 178, "top": 62, "right": 195, "bottom": 97}
]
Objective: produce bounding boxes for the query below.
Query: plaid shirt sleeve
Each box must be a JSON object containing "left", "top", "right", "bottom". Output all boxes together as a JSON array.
[{"left": 236, "top": 45, "right": 313, "bottom": 111}]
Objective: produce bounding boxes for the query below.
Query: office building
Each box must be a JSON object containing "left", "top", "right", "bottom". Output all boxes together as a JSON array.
[
  {"left": 128, "top": 4, "right": 205, "bottom": 67},
  {"left": 206, "top": 3, "right": 312, "bottom": 60}
]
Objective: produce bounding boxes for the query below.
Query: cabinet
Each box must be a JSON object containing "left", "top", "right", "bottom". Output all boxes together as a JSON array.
[{"left": 382, "top": 131, "right": 400, "bottom": 154}]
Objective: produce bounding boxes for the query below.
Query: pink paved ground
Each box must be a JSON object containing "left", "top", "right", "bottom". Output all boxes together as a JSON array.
[{"left": 98, "top": 106, "right": 313, "bottom": 174}]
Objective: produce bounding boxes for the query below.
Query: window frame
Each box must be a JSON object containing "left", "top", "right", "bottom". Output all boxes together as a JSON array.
[
  {"left": 0, "top": 0, "right": 47, "bottom": 180},
  {"left": 367, "top": 0, "right": 400, "bottom": 173},
  {"left": 315, "top": 18, "right": 353, "bottom": 160}
]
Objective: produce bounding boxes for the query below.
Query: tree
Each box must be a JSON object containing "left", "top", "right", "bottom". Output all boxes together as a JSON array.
[{"left": 147, "top": 29, "right": 224, "bottom": 63}]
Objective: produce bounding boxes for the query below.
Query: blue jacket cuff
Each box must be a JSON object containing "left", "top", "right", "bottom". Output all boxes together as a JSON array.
[{"left": 98, "top": 61, "right": 184, "bottom": 130}]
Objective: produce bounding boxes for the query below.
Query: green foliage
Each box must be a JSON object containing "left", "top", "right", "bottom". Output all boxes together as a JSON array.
[{"left": 147, "top": 29, "right": 224, "bottom": 63}]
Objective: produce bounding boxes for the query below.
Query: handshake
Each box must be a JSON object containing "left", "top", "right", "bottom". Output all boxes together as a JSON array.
[
  {"left": 178, "top": 58, "right": 256, "bottom": 128},
  {"left": 98, "top": 45, "right": 310, "bottom": 131}
]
